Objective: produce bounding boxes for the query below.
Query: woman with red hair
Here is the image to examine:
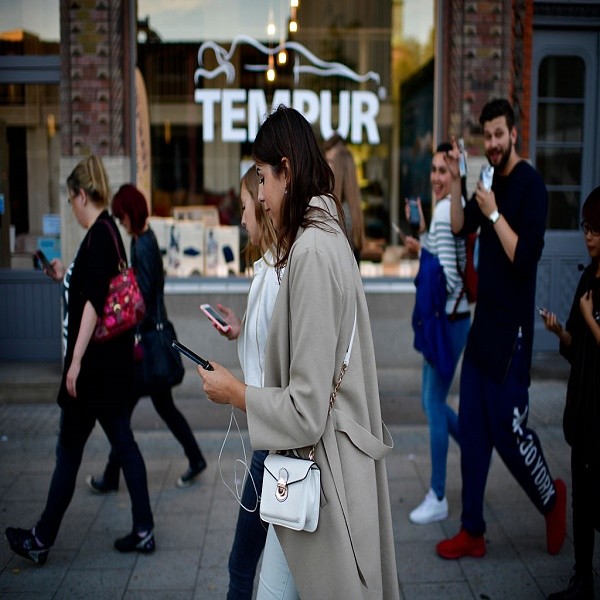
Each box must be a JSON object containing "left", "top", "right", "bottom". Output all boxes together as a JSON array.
[{"left": 87, "top": 184, "right": 207, "bottom": 492}]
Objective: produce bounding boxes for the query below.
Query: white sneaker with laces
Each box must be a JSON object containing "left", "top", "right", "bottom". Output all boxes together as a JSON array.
[{"left": 409, "top": 489, "right": 448, "bottom": 524}]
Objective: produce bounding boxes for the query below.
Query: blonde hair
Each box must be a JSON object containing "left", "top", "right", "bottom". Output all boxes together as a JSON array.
[
  {"left": 241, "top": 165, "right": 277, "bottom": 265},
  {"left": 67, "top": 155, "right": 111, "bottom": 208}
]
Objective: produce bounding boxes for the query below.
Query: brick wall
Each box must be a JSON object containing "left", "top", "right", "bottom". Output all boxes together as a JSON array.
[
  {"left": 442, "top": 0, "right": 532, "bottom": 158},
  {"left": 60, "top": 0, "right": 130, "bottom": 157}
]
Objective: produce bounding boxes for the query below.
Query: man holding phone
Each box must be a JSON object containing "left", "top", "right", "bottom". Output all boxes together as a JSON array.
[{"left": 437, "top": 98, "right": 567, "bottom": 559}]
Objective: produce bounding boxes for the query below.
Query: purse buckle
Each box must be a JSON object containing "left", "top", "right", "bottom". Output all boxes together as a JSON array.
[{"left": 276, "top": 467, "right": 289, "bottom": 502}]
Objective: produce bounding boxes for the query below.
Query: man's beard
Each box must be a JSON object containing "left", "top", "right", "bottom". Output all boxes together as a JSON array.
[{"left": 487, "top": 137, "right": 512, "bottom": 173}]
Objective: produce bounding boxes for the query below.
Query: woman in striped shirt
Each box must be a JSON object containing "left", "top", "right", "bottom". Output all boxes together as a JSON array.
[{"left": 405, "top": 141, "right": 471, "bottom": 525}]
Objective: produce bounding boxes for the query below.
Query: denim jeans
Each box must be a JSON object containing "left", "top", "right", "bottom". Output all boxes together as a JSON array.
[
  {"left": 227, "top": 450, "right": 269, "bottom": 600},
  {"left": 256, "top": 525, "right": 300, "bottom": 600},
  {"left": 422, "top": 315, "right": 470, "bottom": 499},
  {"left": 35, "top": 404, "right": 154, "bottom": 545},
  {"left": 102, "top": 388, "right": 204, "bottom": 487}
]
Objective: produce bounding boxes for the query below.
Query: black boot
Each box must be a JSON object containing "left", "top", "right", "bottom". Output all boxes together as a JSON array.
[{"left": 548, "top": 573, "right": 594, "bottom": 599}]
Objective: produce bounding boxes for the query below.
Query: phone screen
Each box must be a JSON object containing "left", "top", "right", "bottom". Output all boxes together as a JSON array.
[
  {"left": 200, "top": 303, "right": 230, "bottom": 332},
  {"left": 172, "top": 340, "right": 213, "bottom": 370},
  {"left": 408, "top": 199, "right": 420, "bottom": 225}
]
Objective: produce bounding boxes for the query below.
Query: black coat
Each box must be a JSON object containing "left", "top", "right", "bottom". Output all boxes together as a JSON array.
[
  {"left": 131, "top": 228, "right": 167, "bottom": 327},
  {"left": 560, "top": 264, "right": 600, "bottom": 468}
]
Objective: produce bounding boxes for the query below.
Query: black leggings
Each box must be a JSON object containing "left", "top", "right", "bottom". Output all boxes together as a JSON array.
[{"left": 102, "top": 388, "right": 204, "bottom": 486}]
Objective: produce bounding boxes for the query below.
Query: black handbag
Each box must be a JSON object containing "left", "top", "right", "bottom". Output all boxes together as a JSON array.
[{"left": 134, "top": 293, "right": 184, "bottom": 397}]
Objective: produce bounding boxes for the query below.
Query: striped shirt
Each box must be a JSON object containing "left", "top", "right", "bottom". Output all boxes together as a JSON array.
[{"left": 422, "top": 195, "right": 468, "bottom": 315}]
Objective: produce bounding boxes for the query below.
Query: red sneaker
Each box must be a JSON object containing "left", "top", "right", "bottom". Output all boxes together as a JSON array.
[
  {"left": 545, "top": 478, "right": 567, "bottom": 555},
  {"left": 436, "top": 528, "right": 486, "bottom": 559}
]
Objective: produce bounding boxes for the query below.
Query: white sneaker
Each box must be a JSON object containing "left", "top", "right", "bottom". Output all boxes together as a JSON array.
[{"left": 409, "top": 489, "right": 448, "bottom": 524}]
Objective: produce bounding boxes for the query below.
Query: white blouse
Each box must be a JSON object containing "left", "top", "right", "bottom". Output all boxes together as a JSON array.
[{"left": 238, "top": 250, "right": 280, "bottom": 386}]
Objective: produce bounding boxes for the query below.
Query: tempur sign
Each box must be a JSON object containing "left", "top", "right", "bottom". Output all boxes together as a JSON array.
[{"left": 194, "top": 36, "right": 385, "bottom": 145}]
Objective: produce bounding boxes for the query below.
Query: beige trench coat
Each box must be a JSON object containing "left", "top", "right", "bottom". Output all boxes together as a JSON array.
[{"left": 246, "top": 197, "right": 400, "bottom": 599}]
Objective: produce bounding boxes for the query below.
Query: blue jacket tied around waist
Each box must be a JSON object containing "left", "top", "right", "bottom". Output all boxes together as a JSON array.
[{"left": 412, "top": 247, "right": 453, "bottom": 382}]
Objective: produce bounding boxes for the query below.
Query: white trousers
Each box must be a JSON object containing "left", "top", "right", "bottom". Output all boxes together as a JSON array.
[{"left": 256, "top": 525, "right": 300, "bottom": 600}]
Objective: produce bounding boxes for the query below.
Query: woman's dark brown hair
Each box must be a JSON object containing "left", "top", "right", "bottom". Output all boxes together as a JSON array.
[{"left": 251, "top": 105, "right": 346, "bottom": 272}]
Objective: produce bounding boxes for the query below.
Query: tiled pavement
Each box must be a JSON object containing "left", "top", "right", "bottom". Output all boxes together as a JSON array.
[{"left": 0, "top": 367, "right": 599, "bottom": 599}]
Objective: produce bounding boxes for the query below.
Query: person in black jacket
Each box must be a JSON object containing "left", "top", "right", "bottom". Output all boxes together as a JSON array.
[
  {"left": 86, "top": 184, "right": 207, "bottom": 491},
  {"left": 5, "top": 157, "right": 155, "bottom": 565},
  {"left": 437, "top": 98, "right": 567, "bottom": 560},
  {"left": 544, "top": 185, "right": 600, "bottom": 600}
]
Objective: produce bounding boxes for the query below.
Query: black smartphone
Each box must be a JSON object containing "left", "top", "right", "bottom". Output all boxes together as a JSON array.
[
  {"left": 35, "top": 249, "right": 55, "bottom": 277},
  {"left": 172, "top": 340, "right": 214, "bottom": 371}
]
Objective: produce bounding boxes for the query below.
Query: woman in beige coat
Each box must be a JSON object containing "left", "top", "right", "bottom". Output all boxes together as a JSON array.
[{"left": 198, "top": 106, "right": 399, "bottom": 599}]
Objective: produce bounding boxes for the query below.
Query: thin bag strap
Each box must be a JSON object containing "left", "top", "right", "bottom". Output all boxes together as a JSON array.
[
  {"left": 328, "top": 307, "right": 357, "bottom": 414},
  {"left": 97, "top": 218, "right": 126, "bottom": 269},
  {"left": 309, "top": 307, "right": 357, "bottom": 460}
]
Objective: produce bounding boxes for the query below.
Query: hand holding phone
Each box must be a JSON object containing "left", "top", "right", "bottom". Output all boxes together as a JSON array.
[
  {"left": 537, "top": 305, "right": 563, "bottom": 334},
  {"left": 35, "top": 249, "right": 56, "bottom": 277},
  {"left": 200, "top": 303, "right": 231, "bottom": 333},
  {"left": 172, "top": 340, "right": 213, "bottom": 371}
]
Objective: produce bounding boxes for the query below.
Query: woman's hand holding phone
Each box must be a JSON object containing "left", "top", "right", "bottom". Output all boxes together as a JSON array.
[
  {"left": 404, "top": 197, "right": 426, "bottom": 235},
  {"left": 213, "top": 303, "right": 241, "bottom": 340},
  {"left": 196, "top": 359, "right": 247, "bottom": 412},
  {"left": 200, "top": 303, "right": 240, "bottom": 339},
  {"left": 48, "top": 258, "right": 66, "bottom": 282},
  {"left": 538, "top": 305, "right": 562, "bottom": 335},
  {"left": 35, "top": 250, "right": 59, "bottom": 279}
]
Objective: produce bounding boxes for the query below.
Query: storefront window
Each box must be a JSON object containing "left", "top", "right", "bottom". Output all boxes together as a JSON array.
[
  {"left": 0, "top": 0, "right": 434, "bottom": 276},
  {"left": 137, "top": 0, "right": 433, "bottom": 276}
]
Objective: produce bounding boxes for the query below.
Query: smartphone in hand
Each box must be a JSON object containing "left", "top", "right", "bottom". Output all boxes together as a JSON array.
[
  {"left": 537, "top": 305, "right": 562, "bottom": 329},
  {"left": 172, "top": 340, "right": 213, "bottom": 371},
  {"left": 35, "top": 249, "right": 55, "bottom": 277},
  {"left": 408, "top": 198, "right": 420, "bottom": 226},
  {"left": 200, "top": 303, "right": 231, "bottom": 333}
]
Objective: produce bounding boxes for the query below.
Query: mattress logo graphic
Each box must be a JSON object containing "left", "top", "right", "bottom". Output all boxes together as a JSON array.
[{"left": 194, "top": 35, "right": 384, "bottom": 144}]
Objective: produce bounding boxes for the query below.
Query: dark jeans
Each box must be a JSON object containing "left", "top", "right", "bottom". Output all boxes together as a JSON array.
[
  {"left": 102, "top": 388, "right": 204, "bottom": 487},
  {"left": 35, "top": 404, "right": 154, "bottom": 546},
  {"left": 227, "top": 450, "right": 269, "bottom": 600},
  {"left": 459, "top": 347, "right": 557, "bottom": 536}
]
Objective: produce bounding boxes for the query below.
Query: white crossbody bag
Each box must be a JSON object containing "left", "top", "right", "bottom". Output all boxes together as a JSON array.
[{"left": 259, "top": 310, "right": 357, "bottom": 532}]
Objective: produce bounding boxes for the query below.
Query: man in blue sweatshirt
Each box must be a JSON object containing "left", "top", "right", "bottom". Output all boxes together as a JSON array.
[{"left": 436, "top": 98, "right": 567, "bottom": 559}]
